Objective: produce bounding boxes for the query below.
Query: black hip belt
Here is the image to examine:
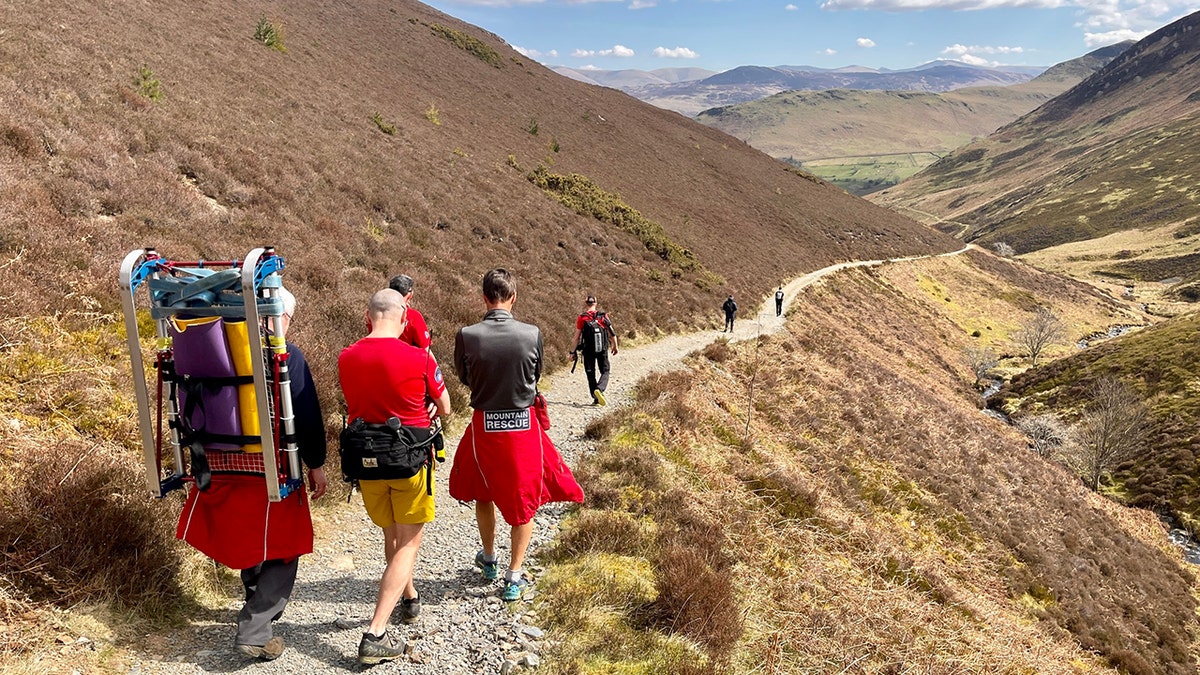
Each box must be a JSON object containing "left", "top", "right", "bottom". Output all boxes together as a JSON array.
[{"left": 339, "top": 417, "right": 440, "bottom": 494}]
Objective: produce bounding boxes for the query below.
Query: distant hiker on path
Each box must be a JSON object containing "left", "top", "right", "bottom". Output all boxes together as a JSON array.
[
  {"left": 572, "top": 295, "right": 618, "bottom": 406},
  {"left": 389, "top": 273, "right": 432, "bottom": 349},
  {"left": 175, "top": 287, "right": 328, "bottom": 662},
  {"left": 722, "top": 294, "right": 738, "bottom": 332},
  {"left": 338, "top": 289, "right": 452, "bottom": 665},
  {"left": 775, "top": 286, "right": 784, "bottom": 316},
  {"left": 450, "top": 269, "right": 584, "bottom": 602}
]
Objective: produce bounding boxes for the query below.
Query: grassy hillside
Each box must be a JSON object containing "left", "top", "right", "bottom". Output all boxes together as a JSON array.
[
  {"left": 1020, "top": 221, "right": 1200, "bottom": 317},
  {"left": 992, "top": 313, "right": 1200, "bottom": 532},
  {"left": 694, "top": 45, "right": 1127, "bottom": 195},
  {"left": 542, "top": 251, "right": 1196, "bottom": 673},
  {"left": 869, "top": 11, "right": 1200, "bottom": 256},
  {"left": 0, "top": 0, "right": 956, "bottom": 662}
]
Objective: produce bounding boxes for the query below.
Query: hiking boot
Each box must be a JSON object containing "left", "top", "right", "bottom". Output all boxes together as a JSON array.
[
  {"left": 358, "top": 630, "right": 405, "bottom": 665},
  {"left": 399, "top": 594, "right": 421, "bottom": 624},
  {"left": 593, "top": 389, "right": 606, "bottom": 406},
  {"left": 475, "top": 549, "right": 499, "bottom": 581},
  {"left": 501, "top": 576, "right": 530, "bottom": 603},
  {"left": 236, "top": 635, "right": 284, "bottom": 660}
]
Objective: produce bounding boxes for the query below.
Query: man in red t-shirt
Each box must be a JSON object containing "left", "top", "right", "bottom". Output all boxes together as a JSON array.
[
  {"left": 389, "top": 274, "right": 431, "bottom": 349},
  {"left": 338, "top": 288, "right": 450, "bottom": 665}
]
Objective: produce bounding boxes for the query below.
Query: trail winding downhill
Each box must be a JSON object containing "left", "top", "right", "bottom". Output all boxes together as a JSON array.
[{"left": 129, "top": 246, "right": 970, "bottom": 675}]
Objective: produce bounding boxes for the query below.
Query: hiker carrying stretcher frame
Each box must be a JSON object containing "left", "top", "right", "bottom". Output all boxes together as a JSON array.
[{"left": 119, "top": 246, "right": 329, "bottom": 660}]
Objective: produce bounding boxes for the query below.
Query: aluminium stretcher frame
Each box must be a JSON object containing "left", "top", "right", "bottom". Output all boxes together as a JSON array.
[{"left": 119, "top": 246, "right": 302, "bottom": 502}]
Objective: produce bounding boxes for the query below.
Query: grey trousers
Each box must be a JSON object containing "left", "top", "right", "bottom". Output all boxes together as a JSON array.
[{"left": 236, "top": 558, "right": 299, "bottom": 647}]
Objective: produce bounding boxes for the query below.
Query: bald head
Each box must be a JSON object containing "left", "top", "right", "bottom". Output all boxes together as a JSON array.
[{"left": 365, "top": 288, "right": 407, "bottom": 337}]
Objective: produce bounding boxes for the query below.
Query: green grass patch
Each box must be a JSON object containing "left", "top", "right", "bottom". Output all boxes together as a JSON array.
[
  {"left": 800, "top": 152, "right": 943, "bottom": 196},
  {"left": 370, "top": 112, "right": 395, "bottom": 136},
  {"left": 429, "top": 23, "right": 502, "bottom": 67}
]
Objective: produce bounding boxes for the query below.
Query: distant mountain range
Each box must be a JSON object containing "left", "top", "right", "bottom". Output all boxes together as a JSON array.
[
  {"left": 554, "top": 60, "right": 1049, "bottom": 116},
  {"left": 869, "top": 11, "right": 1200, "bottom": 256},
  {"left": 692, "top": 43, "right": 1131, "bottom": 194}
]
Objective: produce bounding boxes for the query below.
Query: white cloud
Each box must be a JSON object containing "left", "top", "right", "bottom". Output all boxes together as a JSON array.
[
  {"left": 1083, "top": 28, "right": 1150, "bottom": 46},
  {"left": 579, "top": 64, "right": 602, "bottom": 71},
  {"left": 822, "top": 48, "right": 838, "bottom": 55},
  {"left": 942, "top": 43, "right": 1025, "bottom": 55},
  {"left": 513, "top": 45, "right": 558, "bottom": 59},
  {"left": 653, "top": 46, "right": 700, "bottom": 58},
  {"left": 940, "top": 43, "right": 1028, "bottom": 66},
  {"left": 572, "top": 44, "right": 636, "bottom": 58},
  {"left": 785, "top": 3, "right": 799, "bottom": 8},
  {"left": 856, "top": 37, "right": 876, "bottom": 47},
  {"left": 629, "top": 0, "right": 657, "bottom": 7},
  {"left": 958, "top": 53, "right": 993, "bottom": 65},
  {"left": 820, "top": 0, "right": 1194, "bottom": 52}
]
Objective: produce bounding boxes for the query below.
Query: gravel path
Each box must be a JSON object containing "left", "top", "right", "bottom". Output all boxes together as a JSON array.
[{"left": 127, "top": 248, "right": 968, "bottom": 674}]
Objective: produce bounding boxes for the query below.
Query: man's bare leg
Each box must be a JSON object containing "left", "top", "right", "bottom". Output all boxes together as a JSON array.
[
  {"left": 476, "top": 501, "right": 497, "bottom": 557},
  {"left": 508, "top": 521, "right": 534, "bottom": 573},
  {"left": 367, "top": 523, "right": 424, "bottom": 636}
]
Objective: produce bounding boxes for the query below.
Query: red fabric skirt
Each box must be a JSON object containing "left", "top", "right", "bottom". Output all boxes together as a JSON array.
[
  {"left": 175, "top": 474, "right": 314, "bottom": 569},
  {"left": 449, "top": 408, "right": 584, "bottom": 526}
]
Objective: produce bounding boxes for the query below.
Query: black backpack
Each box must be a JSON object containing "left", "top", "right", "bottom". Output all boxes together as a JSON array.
[{"left": 580, "top": 312, "right": 612, "bottom": 355}]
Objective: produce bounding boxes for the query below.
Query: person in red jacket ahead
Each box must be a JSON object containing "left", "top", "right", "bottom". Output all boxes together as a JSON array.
[{"left": 338, "top": 288, "right": 451, "bottom": 665}]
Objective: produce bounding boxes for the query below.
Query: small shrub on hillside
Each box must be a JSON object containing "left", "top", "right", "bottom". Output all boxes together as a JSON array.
[
  {"left": 1, "top": 125, "right": 42, "bottom": 157},
  {"left": 1173, "top": 219, "right": 1200, "bottom": 239},
  {"left": 648, "top": 544, "right": 742, "bottom": 657},
  {"left": 549, "top": 138, "right": 560, "bottom": 153},
  {"left": 785, "top": 165, "right": 823, "bottom": 184},
  {"left": 132, "top": 64, "right": 163, "bottom": 102},
  {"left": 702, "top": 339, "right": 732, "bottom": 364},
  {"left": 425, "top": 103, "right": 441, "bottom": 126},
  {"left": 428, "top": 23, "right": 502, "bottom": 67},
  {"left": 253, "top": 16, "right": 287, "bottom": 52},
  {"left": 527, "top": 118, "right": 539, "bottom": 136},
  {"left": 370, "top": 112, "right": 396, "bottom": 135},
  {"left": 550, "top": 510, "right": 654, "bottom": 559},
  {"left": 738, "top": 469, "right": 819, "bottom": 520}
]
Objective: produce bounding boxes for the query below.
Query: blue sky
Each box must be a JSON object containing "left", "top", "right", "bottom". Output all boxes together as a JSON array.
[{"left": 422, "top": 0, "right": 1197, "bottom": 72}]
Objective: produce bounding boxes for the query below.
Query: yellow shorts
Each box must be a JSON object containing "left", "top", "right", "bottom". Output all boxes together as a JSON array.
[{"left": 358, "top": 469, "right": 435, "bottom": 527}]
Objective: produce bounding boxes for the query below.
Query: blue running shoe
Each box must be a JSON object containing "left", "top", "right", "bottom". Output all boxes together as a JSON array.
[
  {"left": 501, "top": 576, "right": 529, "bottom": 602},
  {"left": 474, "top": 550, "right": 499, "bottom": 581}
]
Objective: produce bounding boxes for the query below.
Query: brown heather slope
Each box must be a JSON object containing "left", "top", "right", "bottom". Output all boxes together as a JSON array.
[
  {"left": 547, "top": 251, "right": 1197, "bottom": 673},
  {"left": 0, "top": 0, "right": 951, "bottom": 652},
  {"left": 869, "top": 9, "right": 1200, "bottom": 255}
]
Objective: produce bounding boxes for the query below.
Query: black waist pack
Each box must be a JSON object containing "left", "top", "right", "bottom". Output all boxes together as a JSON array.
[{"left": 339, "top": 417, "right": 436, "bottom": 483}]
